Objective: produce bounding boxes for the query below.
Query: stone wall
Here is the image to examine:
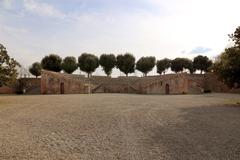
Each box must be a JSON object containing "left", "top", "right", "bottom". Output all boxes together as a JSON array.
[
  {"left": 133, "top": 74, "right": 189, "bottom": 94},
  {"left": 41, "top": 71, "right": 234, "bottom": 95},
  {"left": 18, "top": 78, "right": 41, "bottom": 94},
  {"left": 0, "top": 78, "right": 41, "bottom": 94},
  {"left": 0, "top": 86, "right": 16, "bottom": 94},
  {"left": 41, "top": 70, "right": 87, "bottom": 94},
  {"left": 35, "top": 70, "right": 235, "bottom": 95},
  {"left": 204, "top": 73, "right": 230, "bottom": 92},
  {"left": 1, "top": 71, "right": 234, "bottom": 95}
]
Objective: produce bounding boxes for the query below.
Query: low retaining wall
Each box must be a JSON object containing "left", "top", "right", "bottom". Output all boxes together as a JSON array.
[
  {"left": 41, "top": 71, "right": 87, "bottom": 94},
  {"left": 0, "top": 86, "right": 16, "bottom": 94},
  {"left": 41, "top": 71, "right": 229, "bottom": 95},
  {"left": 2, "top": 70, "right": 235, "bottom": 95}
]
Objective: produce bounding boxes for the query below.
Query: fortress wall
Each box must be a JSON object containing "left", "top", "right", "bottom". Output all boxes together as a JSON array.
[
  {"left": 2, "top": 71, "right": 234, "bottom": 95},
  {"left": 0, "top": 86, "right": 16, "bottom": 94},
  {"left": 134, "top": 74, "right": 190, "bottom": 94},
  {"left": 204, "top": 73, "right": 230, "bottom": 92},
  {"left": 186, "top": 74, "right": 205, "bottom": 94},
  {"left": 18, "top": 78, "right": 41, "bottom": 94},
  {"left": 41, "top": 70, "right": 87, "bottom": 94},
  {"left": 40, "top": 70, "right": 233, "bottom": 95},
  {"left": 0, "top": 78, "right": 41, "bottom": 94}
]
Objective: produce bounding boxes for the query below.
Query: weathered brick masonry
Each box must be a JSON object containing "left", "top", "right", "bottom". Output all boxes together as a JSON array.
[
  {"left": 40, "top": 70, "right": 231, "bottom": 95},
  {"left": 0, "top": 78, "right": 41, "bottom": 94},
  {"left": 0, "top": 70, "right": 233, "bottom": 95},
  {"left": 41, "top": 71, "right": 87, "bottom": 94}
]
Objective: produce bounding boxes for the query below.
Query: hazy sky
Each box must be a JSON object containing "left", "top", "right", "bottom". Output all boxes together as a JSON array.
[{"left": 0, "top": 0, "right": 240, "bottom": 76}]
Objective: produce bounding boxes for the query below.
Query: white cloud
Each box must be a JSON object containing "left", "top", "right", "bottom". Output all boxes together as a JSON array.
[
  {"left": 0, "top": 25, "right": 27, "bottom": 34},
  {"left": 1, "top": 0, "right": 240, "bottom": 76},
  {"left": 23, "top": 0, "right": 65, "bottom": 18},
  {"left": 1, "top": 0, "right": 14, "bottom": 9}
]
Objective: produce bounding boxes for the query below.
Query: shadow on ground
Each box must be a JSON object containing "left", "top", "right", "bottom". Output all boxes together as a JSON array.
[{"left": 149, "top": 105, "right": 240, "bottom": 160}]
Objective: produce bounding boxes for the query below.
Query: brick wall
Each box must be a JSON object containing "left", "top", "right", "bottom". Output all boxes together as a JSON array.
[
  {"left": 0, "top": 86, "right": 16, "bottom": 94},
  {"left": 18, "top": 78, "right": 41, "bottom": 94},
  {"left": 41, "top": 71, "right": 87, "bottom": 94},
  {"left": 39, "top": 70, "right": 235, "bottom": 95}
]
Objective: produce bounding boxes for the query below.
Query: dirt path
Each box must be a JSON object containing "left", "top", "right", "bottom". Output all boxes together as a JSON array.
[{"left": 0, "top": 94, "right": 240, "bottom": 160}]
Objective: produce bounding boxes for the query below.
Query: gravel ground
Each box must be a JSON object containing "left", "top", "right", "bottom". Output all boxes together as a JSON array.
[{"left": 0, "top": 93, "right": 240, "bottom": 160}]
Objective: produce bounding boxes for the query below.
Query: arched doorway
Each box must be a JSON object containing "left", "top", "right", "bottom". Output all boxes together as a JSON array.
[
  {"left": 165, "top": 84, "right": 170, "bottom": 94},
  {"left": 60, "top": 82, "right": 64, "bottom": 94}
]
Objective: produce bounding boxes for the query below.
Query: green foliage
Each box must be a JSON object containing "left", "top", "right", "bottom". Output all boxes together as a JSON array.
[
  {"left": 62, "top": 56, "right": 78, "bottom": 74},
  {"left": 29, "top": 62, "right": 42, "bottom": 78},
  {"left": 156, "top": 58, "right": 171, "bottom": 75},
  {"left": 78, "top": 53, "right": 99, "bottom": 77},
  {"left": 229, "top": 26, "right": 240, "bottom": 47},
  {"left": 41, "top": 54, "right": 62, "bottom": 72},
  {"left": 214, "top": 47, "right": 240, "bottom": 88},
  {"left": 184, "top": 58, "right": 195, "bottom": 74},
  {"left": 116, "top": 53, "right": 135, "bottom": 76},
  {"left": 0, "top": 44, "right": 20, "bottom": 87},
  {"left": 193, "top": 55, "right": 212, "bottom": 73},
  {"left": 99, "top": 54, "right": 116, "bottom": 76},
  {"left": 171, "top": 58, "right": 189, "bottom": 73},
  {"left": 136, "top": 56, "right": 156, "bottom": 76}
]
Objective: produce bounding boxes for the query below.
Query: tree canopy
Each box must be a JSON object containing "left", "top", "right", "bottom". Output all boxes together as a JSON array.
[
  {"left": 99, "top": 54, "right": 116, "bottom": 76},
  {"left": 171, "top": 58, "right": 184, "bottom": 73},
  {"left": 41, "top": 54, "right": 62, "bottom": 72},
  {"left": 30, "top": 52, "right": 215, "bottom": 77},
  {"left": 214, "top": 47, "right": 240, "bottom": 88},
  {"left": 213, "top": 26, "right": 240, "bottom": 88},
  {"left": 116, "top": 53, "right": 135, "bottom": 76},
  {"left": 136, "top": 56, "right": 156, "bottom": 76},
  {"left": 29, "top": 62, "right": 42, "bottom": 78},
  {"left": 229, "top": 26, "right": 240, "bottom": 47},
  {"left": 62, "top": 56, "right": 78, "bottom": 74},
  {"left": 78, "top": 53, "right": 99, "bottom": 77},
  {"left": 184, "top": 58, "right": 195, "bottom": 74},
  {"left": 193, "top": 55, "right": 212, "bottom": 73},
  {"left": 156, "top": 58, "right": 171, "bottom": 75},
  {"left": 0, "top": 44, "right": 20, "bottom": 87}
]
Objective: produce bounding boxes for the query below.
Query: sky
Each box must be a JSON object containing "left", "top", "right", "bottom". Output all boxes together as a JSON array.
[{"left": 0, "top": 0, "right": 240, "bottom": 76}]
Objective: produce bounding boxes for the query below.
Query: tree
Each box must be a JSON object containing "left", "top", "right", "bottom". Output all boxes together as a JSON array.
[
  {"left": 0, "top": 44, "right": 20, "bottom": 87},
  {"left": 156, "top": 58, "right": 171, "bottom": 75},
  {"left": 171, "top": 58, "right": 185, "bottom": 73},
  {"left": 229, "top": 26, "right": 240, "bottom": 47},
  {"left": 214, "top": 47, "right": 240, "bottom": 88},
  {"left": 193, "top": 55, "right": 212, "bottom": 74},
  {"left": 186, "top": 60, "right": 195, "bottom": 74},
  {"left": 62, "top": 56, "right": 78, "bottom": 74},
  {"left": 170, "top": 58, "right": 193, "bottom": 73},
  {"left": 29, "top": 62, "right": 42, "bottom": 78},
  {"left": 116, "top": 53, "right": 135, "bottom": 76},
  {"left": 183, "top": 58, "right": 195, "bottom": 74},
  {"left": 136, "top": 56, "right": 156, "bottom": 76},
  {"left": 41, "top": 54, "right": 62, "bottom": 72},
  {"left": 99, "top": 54, "right": 116, "bottom": 76},
  {"left": 78, "top": 53, "right": 99, "bottom": 77}
]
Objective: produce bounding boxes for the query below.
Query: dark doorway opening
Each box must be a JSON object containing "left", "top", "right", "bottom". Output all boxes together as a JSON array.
[
  {"left": 165, "top": 84, "right": 170, "bottom": 94},
  {"left": 60, "top": 82, "right": 64, "bottom": 94}
]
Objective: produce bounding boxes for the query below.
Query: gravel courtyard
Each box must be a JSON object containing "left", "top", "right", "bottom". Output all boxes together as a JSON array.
[{"left": 0, "top": 93, "right": 240, "bottom": 160}]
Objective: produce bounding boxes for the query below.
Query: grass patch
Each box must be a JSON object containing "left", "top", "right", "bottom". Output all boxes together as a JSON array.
[{"left": 225, "top": 99, "right": 240, "bottom": 107}]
